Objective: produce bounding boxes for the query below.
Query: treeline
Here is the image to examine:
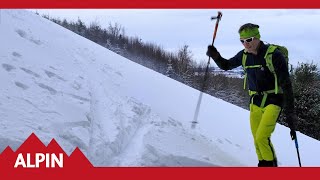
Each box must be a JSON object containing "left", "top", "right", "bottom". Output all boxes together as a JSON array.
[
  {"left": 39, "top": 13, "right": 320, "bottom": 140},
  {"left": 41, "top": 14, "right": 178, "bottom": 75}
]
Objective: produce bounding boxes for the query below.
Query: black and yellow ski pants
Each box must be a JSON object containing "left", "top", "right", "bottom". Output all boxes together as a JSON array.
[{"left": 250, "top": 103, "right": 281, "bottom": 161}]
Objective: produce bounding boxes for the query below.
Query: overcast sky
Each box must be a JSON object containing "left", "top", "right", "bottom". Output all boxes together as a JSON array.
[{"left": 31, "top": 9, "right": 320, "bottom": 66}]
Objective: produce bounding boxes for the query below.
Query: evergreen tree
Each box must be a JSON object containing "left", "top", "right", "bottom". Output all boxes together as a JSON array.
[
  {"left": 166, "top": 59, "right": 174, "bottom": 77},
  {"left": 76, "top": 18, "right": 86, "bottom": 36}
]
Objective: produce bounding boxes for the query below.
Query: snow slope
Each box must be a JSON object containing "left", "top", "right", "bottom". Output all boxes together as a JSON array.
[{"left": 0, "top": 9, "right": 319, "bottom": 167}]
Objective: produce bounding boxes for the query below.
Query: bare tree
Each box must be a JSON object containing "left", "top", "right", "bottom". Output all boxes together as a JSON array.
[{"left": 108, "top": 22, "right": 122, "bottom": 38}]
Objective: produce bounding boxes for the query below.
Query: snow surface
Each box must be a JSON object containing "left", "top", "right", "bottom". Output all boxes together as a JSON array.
[{"left": 0, "top": 9, "right": 319, "bottom": 167}]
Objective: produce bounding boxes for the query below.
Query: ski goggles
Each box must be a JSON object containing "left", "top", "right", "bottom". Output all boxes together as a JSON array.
[{"left": 240, "top": 37, "right": 254, "bottom": 43}]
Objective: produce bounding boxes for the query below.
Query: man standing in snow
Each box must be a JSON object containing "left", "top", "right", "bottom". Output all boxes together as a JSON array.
[{"left": 206, "top": 23, "right": 298, "bottom": 167}]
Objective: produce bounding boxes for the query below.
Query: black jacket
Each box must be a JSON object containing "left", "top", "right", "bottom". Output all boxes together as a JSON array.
[{"left": 212, "top": 42, "right": 294, "bottom": 115}]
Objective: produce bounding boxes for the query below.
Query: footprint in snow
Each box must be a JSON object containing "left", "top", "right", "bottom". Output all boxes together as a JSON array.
[{"left": 2, "top": 63, "right": 16, "bottom": 72}]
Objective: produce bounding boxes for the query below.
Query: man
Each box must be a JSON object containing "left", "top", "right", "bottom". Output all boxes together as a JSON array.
[{"left": 206, "top": 23, "right": 298, "bottom": 167}]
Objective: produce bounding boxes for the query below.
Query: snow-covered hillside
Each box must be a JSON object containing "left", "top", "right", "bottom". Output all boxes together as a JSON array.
[{"left": 1, "top": 10, "right": 320, "bottom": 167}]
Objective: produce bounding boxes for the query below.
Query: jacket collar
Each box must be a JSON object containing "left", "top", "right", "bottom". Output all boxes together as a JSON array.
[{"left": 257, "top": 41, "right": 267, "bottom": 55}]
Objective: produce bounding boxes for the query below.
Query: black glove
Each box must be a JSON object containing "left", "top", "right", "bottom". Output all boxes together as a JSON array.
[
  {"left": 206, "top": 45, "right": 220, "bottom": 59},
  {"left": 286, "top": 112, "right": 298, "bottom": 140},
  {"left": 290, "top": 129, "right": 297, "bottom": 140}
]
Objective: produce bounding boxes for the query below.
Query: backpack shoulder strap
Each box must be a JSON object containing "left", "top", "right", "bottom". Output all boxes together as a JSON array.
[
  {"left": 264, "top": 45, "right": 281, "bottom": 94},
  {"left": 242, "top": 50, "right": 248, "bottom": 69},
  {"left": 242, "top": 50, "right": 248, "bottom": 90},
  {"left": 264, "top": 45, "right": 277, "bottom": 73}
]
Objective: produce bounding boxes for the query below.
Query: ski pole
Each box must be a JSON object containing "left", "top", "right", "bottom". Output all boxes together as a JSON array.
[
  {"left": 294, "top": 135, "right": 302, "bottom": 167},
  {"left": 191, "top": 11, "right": 222, "bottom": 129}
]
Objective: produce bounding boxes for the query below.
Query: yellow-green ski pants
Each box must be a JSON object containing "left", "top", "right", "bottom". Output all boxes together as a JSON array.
[{"left": 250, "top": 104, "right": 281, "bottom": 161}]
